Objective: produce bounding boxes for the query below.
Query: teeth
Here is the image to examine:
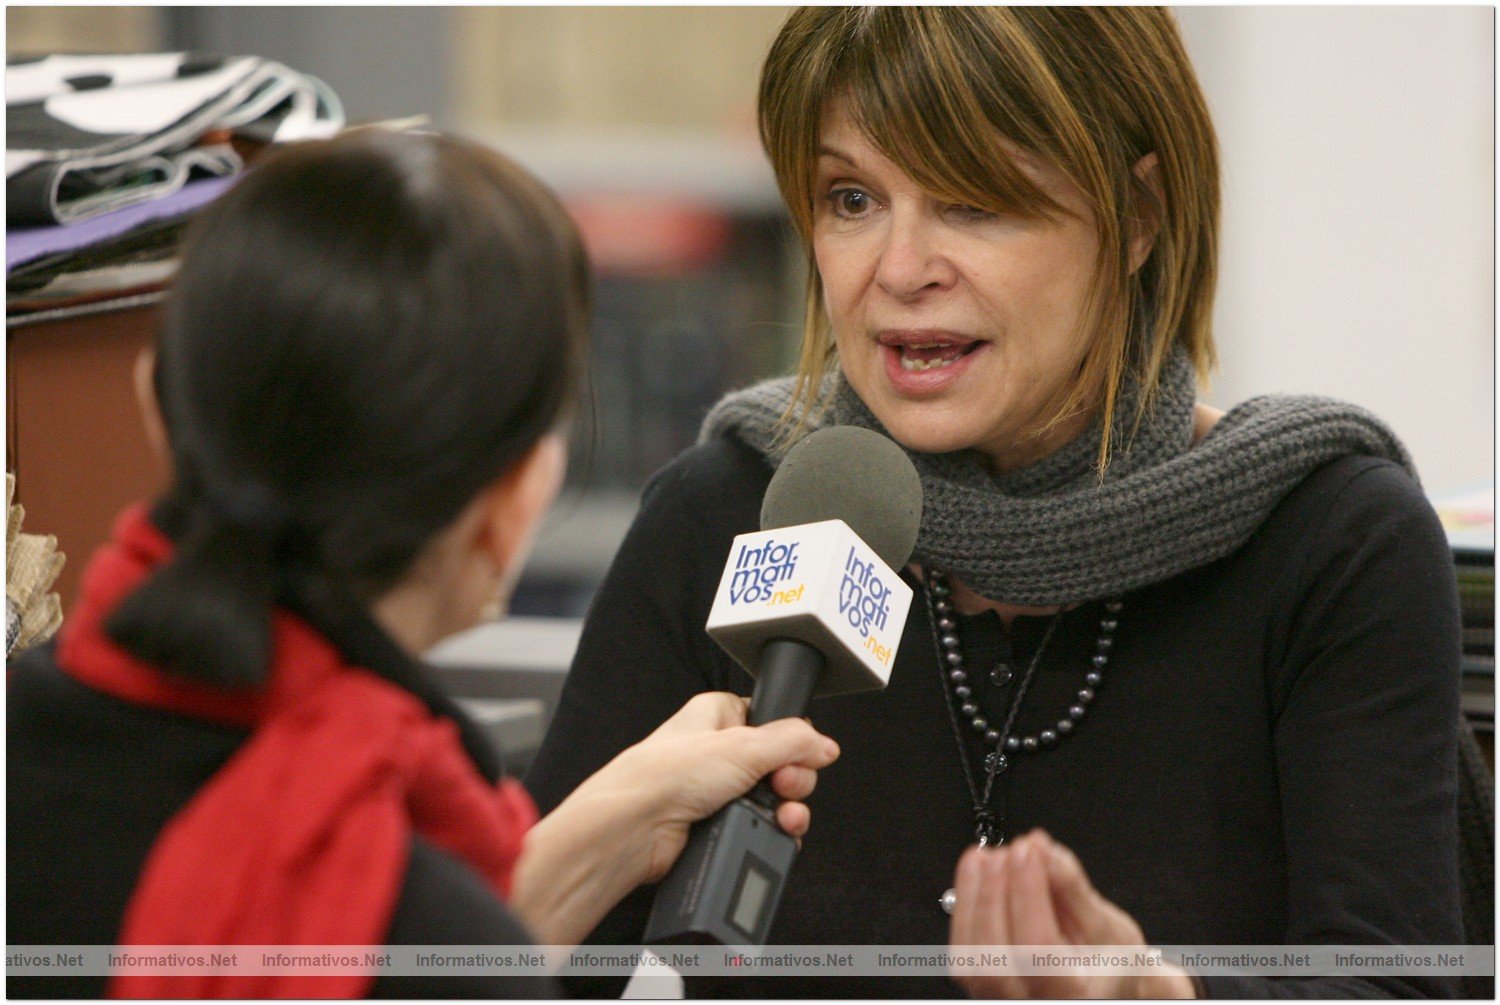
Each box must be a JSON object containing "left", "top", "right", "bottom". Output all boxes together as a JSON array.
[{"left": 900, "top": 354, "right": 961, "bottom": 372}]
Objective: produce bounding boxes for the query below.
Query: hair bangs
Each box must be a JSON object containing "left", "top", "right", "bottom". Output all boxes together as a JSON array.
[
  {"left": 836, "top": 14, "right": 1064, "bottom": 222},
  {"left": 759, "top": 7, "right": 1220, "bottom": 469}
]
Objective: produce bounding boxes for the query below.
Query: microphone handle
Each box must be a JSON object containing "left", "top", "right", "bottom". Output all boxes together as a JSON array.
[
  {"left": 746, "top": 639, "right": 825, "bottom": 808},
  {"left": 748, "top": 638, "right": 824, "bottom": 725},
  {"left": 643, "top": 644, "right": 827, "bottom": 947}
]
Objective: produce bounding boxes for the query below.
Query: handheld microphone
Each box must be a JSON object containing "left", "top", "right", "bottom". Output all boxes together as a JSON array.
[{"left": 644, "top": 426, "right": 922, "bottom": 951}]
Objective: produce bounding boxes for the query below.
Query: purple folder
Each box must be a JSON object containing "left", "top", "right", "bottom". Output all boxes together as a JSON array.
[{"left": 6, "top": 175, "right": 236, "bottom": 273}]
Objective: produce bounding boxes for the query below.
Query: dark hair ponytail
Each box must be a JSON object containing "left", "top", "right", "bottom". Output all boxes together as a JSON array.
[
  {"left": 106, "top": 131, "right": 590, "bottom": 685},
  {"left": 106, "top": 502, "right": 281, "bottom": 687}
]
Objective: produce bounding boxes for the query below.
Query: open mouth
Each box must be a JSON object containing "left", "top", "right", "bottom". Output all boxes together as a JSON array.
[
  {"left": 895, "top": 341, "right": 981, "bottom": 372},
  {"left": 877, "top": 333, "right": 984, "bottom": 373}
]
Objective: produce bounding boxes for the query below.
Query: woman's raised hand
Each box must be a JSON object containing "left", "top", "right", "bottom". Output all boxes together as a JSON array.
[{"left": 949, "top": 829, "right": 1196, "bottom": 999}]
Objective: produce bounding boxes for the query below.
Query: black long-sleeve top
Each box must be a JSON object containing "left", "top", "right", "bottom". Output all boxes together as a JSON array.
[{"left": 526, "top": 434, "right": 1464, "bottom": 998}]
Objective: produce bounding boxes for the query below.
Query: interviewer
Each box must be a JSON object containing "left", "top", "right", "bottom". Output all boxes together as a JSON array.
[{"left": 6, "top": 130, "right": 838, "bottom": 998}]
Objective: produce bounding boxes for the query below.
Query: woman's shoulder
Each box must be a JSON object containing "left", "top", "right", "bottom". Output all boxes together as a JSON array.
[
  {"left": 1245, "top": 453, "right": 1452, "bottom": 598},
  {"left": 592, "top": 435, "right": 775, "bottom": 601},
  {"left": 1273, "top": 453, "right": 1437, "bottom": 537},
  {"left": 1200, "top": 392, "right": 1429, "bottom": 544},
  {"left": 633, "top": 434, "right": 775, "bottom": 536},
  {"left": 644, "top": 433, "right": 775, "bottom": 504}
]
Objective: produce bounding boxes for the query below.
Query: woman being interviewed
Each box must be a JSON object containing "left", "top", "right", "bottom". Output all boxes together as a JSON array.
[
  {"left": 527, "top": 7, "right": 1463, "bottom": 998},
  {"left": 7, "top": 130, "right": 840, "bottom": 998}
]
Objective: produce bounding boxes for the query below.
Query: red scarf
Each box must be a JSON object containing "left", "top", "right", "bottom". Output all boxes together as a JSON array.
[{"left": 54, "top": 505, "right": 539, "bottom": 998}]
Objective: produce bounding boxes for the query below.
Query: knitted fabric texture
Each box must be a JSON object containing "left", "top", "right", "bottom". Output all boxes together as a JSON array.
[{"left": 700, "top": 348, "right": 1416, "bottom": 606}]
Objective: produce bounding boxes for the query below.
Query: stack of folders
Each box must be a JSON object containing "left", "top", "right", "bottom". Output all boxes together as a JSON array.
[
  {"left": 1434, "top": 485, "right": 1495, "bottom": 733},
  {"left": 6, "top": 53, "right": 343, "bottom": 324}
]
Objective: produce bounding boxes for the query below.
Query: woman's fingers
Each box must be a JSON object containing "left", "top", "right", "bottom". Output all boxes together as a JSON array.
[
  {"left": 950, "top": 846, "right": 1030, "bottom": 998},
  {"left": 1009, "top": 832, "right": 1090, "bottom": 997},
  {"left": 948, "top": 846, "right": 988, "bottom": 992},
  {"left": 974, "top": 847, "right": 1014, "bottom": 947},
  {"left": 944, "top": 832, "right": 1175, "bottom": 999},
  {"left": 1041, "top": 836, "right": 1094, "bottom": 934},
  {"left": 949, "top": 845, "right": 988, "bottom": 946},
  {"left": 1043, "top": 836, "right": 1135, "bottom": 946},
  {"left": 1007, "top": 834, "right": 1066, "bottom": 945}
]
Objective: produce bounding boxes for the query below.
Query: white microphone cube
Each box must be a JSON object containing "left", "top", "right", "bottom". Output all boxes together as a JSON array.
[{"left": 705, "top": 520, "right": 912, "bottom": 697}]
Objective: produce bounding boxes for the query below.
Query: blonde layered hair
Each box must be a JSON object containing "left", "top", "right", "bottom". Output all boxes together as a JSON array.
[{"left": 759, "top": 7, "right": 1220, "bottom": 469}]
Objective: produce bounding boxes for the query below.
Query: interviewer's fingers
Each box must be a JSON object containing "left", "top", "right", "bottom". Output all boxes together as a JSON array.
[
  {"left": 775, "top": 799, "right": 811, "bottom": 838},
  {"left": 652, "top": 691, "right": 749, "bottom": 736},
  {"left": 769, "top": 763, "right": 819, "bottom": 802},
  {"left": 720, "top": 717, "right": 840, "bottom": 780}
]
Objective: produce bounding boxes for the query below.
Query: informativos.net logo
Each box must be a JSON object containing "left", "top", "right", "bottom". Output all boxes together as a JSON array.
[
  {"left": 728, "top": 537, "right": 800, "bottom": 604},
  {"left": 838, "top": 546, "right": 891, "bottom": 638}
]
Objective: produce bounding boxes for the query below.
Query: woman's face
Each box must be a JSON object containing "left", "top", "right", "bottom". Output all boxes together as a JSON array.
[{"left": 812, "top": 105, "right": 1104, "bottom": 469}]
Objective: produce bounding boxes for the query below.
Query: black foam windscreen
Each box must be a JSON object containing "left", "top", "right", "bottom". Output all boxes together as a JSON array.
[{"left": 760, "top": 426, "right": 923, "bottom": 569}]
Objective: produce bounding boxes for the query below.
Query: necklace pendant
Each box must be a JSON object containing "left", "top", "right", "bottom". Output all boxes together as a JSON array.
[
  {"left": 990, "top": 662, "right": 1012, "bottom": 687},
  {"left": 984, "top": 750, "right": 1009, "bottom": 775},
  {"left": 974, "top": 810, "right": 1001, "bottom": 848}
]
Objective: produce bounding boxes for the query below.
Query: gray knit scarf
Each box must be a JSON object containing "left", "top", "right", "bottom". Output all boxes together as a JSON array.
[{"left": 699, "top": 348, "right": 1416, "bottom": 606}]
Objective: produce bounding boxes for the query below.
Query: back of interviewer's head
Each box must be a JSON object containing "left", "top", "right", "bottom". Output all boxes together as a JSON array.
[{"left": 107, "top": 130, "right": 590, "bottom": 687}]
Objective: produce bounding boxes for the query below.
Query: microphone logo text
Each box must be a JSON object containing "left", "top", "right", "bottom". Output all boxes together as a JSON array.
[
  {"left": 729, "top": 538, "right": 800, "bottom": 604},
  {"left": 839, "top": 547, "right": 892, "bottom": 639}
]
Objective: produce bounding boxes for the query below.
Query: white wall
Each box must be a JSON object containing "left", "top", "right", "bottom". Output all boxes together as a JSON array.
[{"left": 1174, "top": 6, "right": 1494, "bottom": 494}]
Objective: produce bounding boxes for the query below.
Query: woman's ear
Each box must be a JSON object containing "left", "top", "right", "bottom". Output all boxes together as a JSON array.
[
  {"left": 133, "top": 348, "right": 171, "bottom": 462},
  {"left": 1128, "top": 152, "right": 1163, "bottom": 275}
]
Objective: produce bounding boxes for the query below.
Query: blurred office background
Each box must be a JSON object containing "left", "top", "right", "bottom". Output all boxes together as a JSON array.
[{"left": 8, "top": 4, "right": 1493, "bottom": 666}]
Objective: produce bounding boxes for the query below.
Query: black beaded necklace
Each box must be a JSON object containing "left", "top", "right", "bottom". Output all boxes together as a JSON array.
[{"left": 923, "top": 567, "right": 1122, "bottom": 915}]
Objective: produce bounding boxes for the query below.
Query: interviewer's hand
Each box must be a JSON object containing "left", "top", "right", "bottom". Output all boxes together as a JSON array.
[
  {"left": 618, "top": 691, "right": 838, "bottom": 880},
  {"left": 510, "top": 692, "right": 839, "bottom": 946},
  {"left": 949, "top": 829, "right": 1196, "bottom": 999}
]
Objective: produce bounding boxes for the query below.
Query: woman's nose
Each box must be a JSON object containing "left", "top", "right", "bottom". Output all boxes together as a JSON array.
[{"left": 874, "top": 210, "right": 957, "bottom": 299}]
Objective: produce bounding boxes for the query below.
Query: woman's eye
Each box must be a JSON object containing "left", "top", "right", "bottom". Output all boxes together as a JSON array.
[
  {"left": 947, "top": 203, "right": 997, "bottom": 222},
  {"left": 828, "top": 187, "right": 875, "bottom": 219}
]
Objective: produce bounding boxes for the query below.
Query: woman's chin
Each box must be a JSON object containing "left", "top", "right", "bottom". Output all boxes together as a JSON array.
[
  {"left": 844, "top": 369, "right": 1006, "bottom": 458},
  {"left": 872, "top": 414, "right": 991, "bottom": 457}
]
